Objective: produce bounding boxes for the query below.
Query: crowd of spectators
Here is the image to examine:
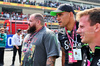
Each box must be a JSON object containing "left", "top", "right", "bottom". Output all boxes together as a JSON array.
[
  {"left": 72, "top": 3, "right": 94, "bottom": 11},
  {"left": 0, "top": 12, "right": 30, "bottom": 20},
  {"left": 0, "top": 12, "right": 57, "bottom": 23},
  {"left": 0, "top": 0, "right": 96, "bottom": 11},
  {"left": 0, "top": 0, "right": 98, "bottom": 22},
  {"left": 79, "top": 0, "right": 100, "bottom": 3},
  {"left": 44, "top": 15, "right": 57, "bottom": 23}
]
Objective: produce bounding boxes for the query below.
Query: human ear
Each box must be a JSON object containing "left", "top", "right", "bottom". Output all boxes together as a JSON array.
[
  {"left": 37, "top": 20, "right": 41, "bottom": 25},
  {"left": 69, "top": 12, "right": 73, "bottom": 17},
  {"left": 94, "top": 23, "right": 100, "bottom": 32}
]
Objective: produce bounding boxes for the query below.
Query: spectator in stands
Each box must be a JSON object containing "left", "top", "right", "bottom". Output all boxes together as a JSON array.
[
  {"left": 3, "top": 12, "right": 7, "bottom": 18},
  {"left": 0, "top": 28, "right": 7, "bottom": 66},
  {"left": 18, "top": 0, "right": 21, "bottom": 3},
  {"left": 30, "top": 1, "right": 34, "bottom": 5},
  {"left": 33, "top": 1, "right": 36, "bottom": 5},
  {"left": 1, "top": 12, "right": 3, "bottom": 15},
  {"left": 6, "top": 12, "right": 10, "bottom": 19},
  {"left": 3, "top": 0, "right": 8, "bottom": 2}
]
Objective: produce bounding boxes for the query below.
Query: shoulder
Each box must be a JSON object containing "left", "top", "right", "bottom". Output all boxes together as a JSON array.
[
  {"left": 13, "top": 33, "right": 17, "bottom": 37},
  {"left": 43, "top": 27, "right": 55, "bottom": 35},
  {"left": 4, "top": 33, "right": 7, "bottom": 36},
  {"left": 58, "top": 29, "right": 66, "bottom": 37},
  {"left": 91, "top": 57, "right": 100, "bottom": 66},
  {"left": 24, "top": 34, "right": 30, "bottom": 39},
  {"left": 42, "top": 27, "right": 56, "bottom": 39}
]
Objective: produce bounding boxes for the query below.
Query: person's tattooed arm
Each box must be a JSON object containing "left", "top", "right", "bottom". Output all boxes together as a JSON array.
[{"left": 46, "top": 56, "right": 56, "bottom": 66}]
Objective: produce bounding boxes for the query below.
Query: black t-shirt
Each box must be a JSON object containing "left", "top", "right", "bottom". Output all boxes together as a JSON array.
[
  {"left": 81, "top": 46, "right": 100, "bottom": 66},
  {"left": 90, "top": 46, "right": 100, "bottom": 66},
  {"left": 58, "top": 22, "right": 89, "bottom": 66},
  {"left": 58, "top": 29, "right": 83, "bottom": 66}
]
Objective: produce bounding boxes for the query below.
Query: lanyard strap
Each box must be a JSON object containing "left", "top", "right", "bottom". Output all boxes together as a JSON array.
[
  {"left": 27, "top": 26, "right": 44, "bottom": 47},
  {"left": 65, "top": 23, "right": 76, "bottom": 50}
]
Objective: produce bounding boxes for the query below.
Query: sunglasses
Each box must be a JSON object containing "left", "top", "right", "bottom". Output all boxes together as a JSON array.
[{"left": 1, "top": 31, "right": 4, "bottom": 32}]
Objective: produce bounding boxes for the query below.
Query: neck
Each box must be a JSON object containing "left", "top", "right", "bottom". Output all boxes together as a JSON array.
[
  {"left": 17, "top": 33, "right": 20, "bottom": 36},
  {"left": 66, "top": 20, "right": 75, "bottom": 31},
  {"left": 36, "top": 25, "right": 43, "bottom": 32},
  {"left": 89, "top": 34, "right": 100, "bottom": 52},
  {"left": 89, "top": 43, "right": 95, "bottom": 52}
]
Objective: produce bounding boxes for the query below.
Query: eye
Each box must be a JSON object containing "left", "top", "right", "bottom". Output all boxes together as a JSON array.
[
  {"left": 57, "top": 13, "right": 63, "bottom": 17},
  {"left": 58, "top": 13, "right": 62, "bottom": 16},
  {"left": 80, "top": 25, "right": 84, "bottom": 28}
]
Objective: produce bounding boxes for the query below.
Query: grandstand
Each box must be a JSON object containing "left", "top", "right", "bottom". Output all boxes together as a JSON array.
[
  {"left": 76, "top": 0, "right": 100, "bottom": 3},
  {"left": 0, "top": 0, "right": 100, "bottom": 28},
  {"left": 60, "top": 0, "right": 100, "bottom": 6}
]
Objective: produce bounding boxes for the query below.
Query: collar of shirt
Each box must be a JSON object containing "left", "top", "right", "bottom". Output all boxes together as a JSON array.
[{"left": 94, "top": 46, "right": 100, "bottom": 56}]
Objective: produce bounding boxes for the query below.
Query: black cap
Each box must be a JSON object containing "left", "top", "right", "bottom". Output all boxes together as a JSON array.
[
  {"left": 17, "top": 29, "right": 22, "bottom": 33},
  {"left": 50, "top": 4, "right": 75, "bottom": 16}
]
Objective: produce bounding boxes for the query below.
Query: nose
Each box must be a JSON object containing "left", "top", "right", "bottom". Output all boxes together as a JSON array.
[
  {"left": 28, "top": 21, "right": 30, "bottom": 26},
  {"left": 56, "top": 16, "right": 60, "bottom": 21},
  {"left": 76, "top": 28, "right": 80, "bottom": 34},
  {"left": 28, "top": 21, "right": 30, "bottom": 24}
]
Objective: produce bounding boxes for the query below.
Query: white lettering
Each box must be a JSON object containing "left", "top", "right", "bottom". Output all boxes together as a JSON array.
[
  {"left": 97, "top": 59, "right": 100, "bottom": 66},
  {"left": 64, "top": 40, "right": 69, "bottom": 50},
  {"left": 8, "top": 37, "right": 12, "bottom": 46}
]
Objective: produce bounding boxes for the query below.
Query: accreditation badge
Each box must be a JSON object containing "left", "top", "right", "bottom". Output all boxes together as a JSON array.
[
  {"left": 68, "top": 51, "right": 73, "bottom": 63},
  {"left": 73, "top": 49, "right": 82, "bottom": 60}
]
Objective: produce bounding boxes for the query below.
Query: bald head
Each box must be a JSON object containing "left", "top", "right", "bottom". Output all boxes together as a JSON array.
[{"left": 30, "top": 13, "right": 44, "bottom": 25}]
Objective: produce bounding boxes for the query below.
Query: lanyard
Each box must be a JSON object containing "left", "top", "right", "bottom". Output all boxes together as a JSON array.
[
  {"left": 27, "top": 26, "right": 44, "bottom": 47},
  {"left": 65, "top": 23, "right": 76, "bottom": 50}
]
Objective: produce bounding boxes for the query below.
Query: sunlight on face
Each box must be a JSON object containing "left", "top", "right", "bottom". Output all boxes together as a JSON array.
[
  {"left": 56, "top": 12, "right": 70, "bottom": 28},
  {"left": 77, "top": 15, "right": 95, "bottom": 43}
]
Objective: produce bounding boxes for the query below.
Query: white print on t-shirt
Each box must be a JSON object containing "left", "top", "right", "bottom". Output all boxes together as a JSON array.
[
  {"left": 64, "top": 40, "right": 82, "bottom": 50},
  {"left": 97, "top": 59, "right": 100, "bottom": 66},
  {"left": 64, "top": 40, "right": 70, "bottom": 50}
]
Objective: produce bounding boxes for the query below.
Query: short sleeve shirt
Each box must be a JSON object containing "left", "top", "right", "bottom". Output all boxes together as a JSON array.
[
  {"left": 58, "top": 29, "right": 83, "bottom": 66},
  {"left": 58, "top": 22, "right": 85, "bottom": 66},
  {"left": 21, "top": 27, "right": 60, "bottom": 66}
]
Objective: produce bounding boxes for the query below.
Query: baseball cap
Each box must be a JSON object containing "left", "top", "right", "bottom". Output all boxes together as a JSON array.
[{"left": 50, "top": 4, "right": 75, "bottom": 16}]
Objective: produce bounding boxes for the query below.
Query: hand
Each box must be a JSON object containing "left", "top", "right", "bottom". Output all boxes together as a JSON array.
[
  {"left": 15, "top": 45, "right": 19, "bottom": 49},
  {"left": 16, "top": 46, "right": 19, "bottom": 49}
]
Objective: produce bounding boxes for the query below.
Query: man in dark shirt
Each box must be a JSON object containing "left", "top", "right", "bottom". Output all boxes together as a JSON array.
[
  {"left": 50, "top": 4, "right": 89, "bottom": 66},
  {"left": 76, "top": 7, "right": 100, "bottom": 66}
]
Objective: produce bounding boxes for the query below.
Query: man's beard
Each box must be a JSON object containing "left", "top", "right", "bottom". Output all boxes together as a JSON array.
[{"left": 27, "top": 25, "right": 36, "bottom": 34}]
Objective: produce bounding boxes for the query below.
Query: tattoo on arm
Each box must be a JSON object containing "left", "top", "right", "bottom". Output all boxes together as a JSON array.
[{"left": 46, "top": 56, "right": 56, "bottom": 66}]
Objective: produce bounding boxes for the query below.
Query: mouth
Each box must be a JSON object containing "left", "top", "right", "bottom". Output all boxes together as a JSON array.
[
  {"left": 80, "top": 36, "right": 83, "bottom": 39},
  {"left": 58, "top": 21, "right": 62, "bottom": 24},
  {"left": 80, "top": 35, "right": 83, "bottom": 39}
]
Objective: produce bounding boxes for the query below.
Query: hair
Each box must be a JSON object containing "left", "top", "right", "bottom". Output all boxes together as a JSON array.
[
  {"left": 76, "top": 7, "right": 100, "bottom": 26},
  {"left": 31, "top": 13, "right": 44, "bottom": 25},
  {"left": 17, "top": 29, "right": 22, "bottom": 33},
  {"left": 0, "top": 28, "right": 4, "bottom": 31}
]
